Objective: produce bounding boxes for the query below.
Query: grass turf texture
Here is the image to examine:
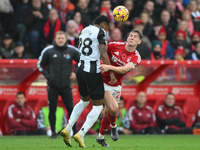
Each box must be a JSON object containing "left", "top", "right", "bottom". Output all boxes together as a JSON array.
[{"left": 0, "top": 135, "right": 199, "bottom": 150}]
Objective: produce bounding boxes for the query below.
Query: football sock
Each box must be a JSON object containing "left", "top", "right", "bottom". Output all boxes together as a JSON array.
[
  {"left": 108, "top": 111, "right": 117, "bottom": 127},
  {"left": 78, "top": 105, "right": 103, "bottom": 138},
  {"left": 66, "top": 100, "right": 90, "bottom": 133},
  {"left": 99, "top": 116, "right": 110, "bottom": 137}
]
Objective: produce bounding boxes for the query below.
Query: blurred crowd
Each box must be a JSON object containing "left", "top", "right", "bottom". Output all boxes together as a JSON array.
[
  {"left": 0, "top": 0, "right": 200, "bottom": 60},
  {"left": 1, "top": 91, "right": 200, "bottom": 136}
]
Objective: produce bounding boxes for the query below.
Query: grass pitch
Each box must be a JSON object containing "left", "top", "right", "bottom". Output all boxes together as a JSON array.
[{"left": 0, "top": 135, "right": 199, "bottom": 150}]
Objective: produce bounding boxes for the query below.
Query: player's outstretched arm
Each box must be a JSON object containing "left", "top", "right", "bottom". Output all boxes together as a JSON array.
[
  {"left": 99, "top": 43, "right": 111, "bottom": 65},
  {"left": 99, "top": 63, "right": 134, "bottom": 74},
  {"left": 99, "top": 43, "right": 117, "bottom": 85}
]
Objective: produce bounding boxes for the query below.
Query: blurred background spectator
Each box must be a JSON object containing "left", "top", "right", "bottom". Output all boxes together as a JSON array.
[
  {"left": 72, "top": 11, "right": 84, "bottom": 34},
  {"left": 133, "top": 19, "right": 151, "bottom": 60},
  {"left": 156, "top": 93, "right": 193, "bottom": 134},
  {"left": 150, "top": 41, "right": 165, "bottom": 60},
  {"left": 65, "top": 20, "right": 79, "bottom": 47},
  {"left": 140, "top": 11, "right": 153, "bottom": 38},
  {"left": 167, "top": 30, "right": 189, "bottom": 59},
  {"left": 153, "top": 0, "right": 166, "bottom": 24},
  {"left": 166, "top": 0, "right": 182, "bottom": 27},
  {"left": 128, "top": 91, "right": 159, "bottom": 134},
  {"left": 37, "top": 105, "right": 67, "bottom": 137},
  {"left": 109, "top": 28, "right": 122, "bottom": 43},
  {"left": 6, "top": 92, "right": 36, "bottom": 135},
  {"left": 156, "top": 27, "right": 170, "bottom": 59},
  {"left": 0, "top": 0, "right": 199, "bottom": 59},
  {"left": 9, "top": 0, "right": 31, "bottom": 42},
  {"left": 75, "top": 0, "right": 92, "bottom": 27},
  {"left": 41, "top": 8, "right": 65, "bottom": 49},
  {"left": 0, "top": 33, "right": 14, "bottom": 59},
  {"left": 116, "top": 97, "right": 132, "bottom": 135},
  {"left": 187, "top": 0, "right": 200, "bottom": 31},
  {"left": 190, "top": 31, "right": 200, "bottom": 51},
  {"left": 10, "top": 41, "right": 27, "bottom": 59},
  {"left": 193, "top": 108, "right": 200, "bottom": 129},
  {"left": 191, "top": 42, "right": 200, "bottom": 60},
  {"left": 0, "top": 0, "right": 12, "bottom": 33},
  {"left": 25, "top": 0, "right": 49, "bottom": 58},
  {"left": 160, "top": 9, "right": 176, "bottom": 41},
  {"left": 57, "top": 0, "right": 74, "bottom": 24}
]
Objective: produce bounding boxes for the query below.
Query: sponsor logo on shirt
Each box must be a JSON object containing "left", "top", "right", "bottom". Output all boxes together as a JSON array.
[
  {"left": 114, "top": 52, "right": 119, "bottom": 56},
  {"left": 53, "top": 54, "right": 57, "bottom": 58},
  {"left": 138, "top": 112, "right": 142, "bottom": 116},
  {"left": 147, "top": 113, "right": 151, "bottom": 118},
  {"left": 111, "top": 55, "right": 126, "bottom": 66},
  {"left": 64, "top": 53, "right": 70, "bottom": 59}
]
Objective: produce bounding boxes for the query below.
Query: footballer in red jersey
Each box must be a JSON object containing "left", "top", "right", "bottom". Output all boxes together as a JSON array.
[{"left": 97, "top": 29, "right": 142, "bottom": 147}]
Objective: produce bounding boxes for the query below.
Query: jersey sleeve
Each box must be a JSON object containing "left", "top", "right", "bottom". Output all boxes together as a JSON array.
[
  {"left": 128, "top": 50, "right": 141, "bottom": 69},
  {"left": 107, "top": 42, "right": 115, "bottom": 53},
  {"left": 97, "top": 28, "right": 106, "bottom": 45}
]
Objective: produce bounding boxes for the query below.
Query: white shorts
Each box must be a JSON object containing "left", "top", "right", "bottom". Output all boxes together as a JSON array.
[{"left": 104, "top": 83, "right": 122, "bottom": 103}]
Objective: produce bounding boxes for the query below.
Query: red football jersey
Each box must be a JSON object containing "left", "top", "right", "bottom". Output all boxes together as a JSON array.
[{"left": 102, "top": 42, "right": 141, "bottom": 86}]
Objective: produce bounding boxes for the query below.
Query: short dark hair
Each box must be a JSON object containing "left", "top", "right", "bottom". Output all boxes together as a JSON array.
[
  {"left": 120, "top": 96, "right": 124, "bottom": 101},
  {"left": 17, "top": 91, "right": 25, "bottom": 97},
  {"left": 94, "top": 15, "right": 110, "bottom": 25},
  {"left": 130, "top": 29, "right": 143, "bottom": 40},
  {"left": 165, "top": 92, "right": 175, "bottom": 98}
]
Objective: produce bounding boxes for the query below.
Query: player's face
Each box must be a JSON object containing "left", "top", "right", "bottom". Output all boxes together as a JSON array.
[
  {"left": 55, "top": 34, "right": 67, "bottom": 47},
  {"left": 136, "top": 92, "right": 146, "bottom": 105},
  {"left": 127, "top": 32, "right": 141, "bottom": 46},
  {"left": 165, "top": 94, "right": 175, "bottom": 107},
  {"left": 16, "top": 94, "right": 26, "bottom": 107},
  {"left": 101, "top": 22, "right": 110, "bottom": 32}
]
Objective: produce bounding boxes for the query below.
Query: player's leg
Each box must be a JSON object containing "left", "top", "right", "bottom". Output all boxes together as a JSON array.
[
  {"left": 99, "top": 85, "right": 121, "bottom": 142},
  {"left": 65, "top": 95, "right": 90, "bottom": 133},
  {"left": 74, "top": 72, "right": 104, "bottom": 148},
  {"left": 47, "top": 86, "right": 59, "bottom": 138},
  {"left": 74, "top": 99, "right": 103, "bottom": 148},
  {"left": 104, "top": 90, "right": 119, "bottom": 127},
  {"left": 61, "top": 67, "right": 90, "bottom": 147},
  {"left": 97, "top": 106, "right": 110, "bottom": 147}
]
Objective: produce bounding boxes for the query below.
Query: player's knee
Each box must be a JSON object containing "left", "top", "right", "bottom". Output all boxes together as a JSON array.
[{"left": 110, "top": 105, "right": 119, "bottom": 115}]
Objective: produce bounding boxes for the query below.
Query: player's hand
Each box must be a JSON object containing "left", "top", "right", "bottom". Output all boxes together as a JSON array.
[
  {"left": 122, "top": 128, "right": 132, "bottom": 135},
  {"left": 109, "top": 72, "right": 117, "bottom": 85},
  {"left": 99, "top": 64, "right": 110, "bottom": 72},
  {"left": 70, "top": 72, "right": 76, "bottom": 80}
]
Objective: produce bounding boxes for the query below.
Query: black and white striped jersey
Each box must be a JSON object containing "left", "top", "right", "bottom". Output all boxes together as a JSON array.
[{"left": 78, "top": 25, "right": 106, "bottom": 73}]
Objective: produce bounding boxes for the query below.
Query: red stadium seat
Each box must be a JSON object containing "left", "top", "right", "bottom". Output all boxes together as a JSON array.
[
  {"left": 183, "top": 97, "right": 200, "bottom": 127},
  {"left": 34, "top": 99, "right": 48, "bottom": 117},
  {"left": 153, "top": 99, "right": 165, "bottom": 112},
  {"left": 2, "top": 99, "right": 15, "bottom": 135}
]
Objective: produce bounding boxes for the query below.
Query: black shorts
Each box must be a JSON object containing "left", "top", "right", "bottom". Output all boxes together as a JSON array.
[{"left": 76, "top": 67, "right": 104, "bottom": 100}]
